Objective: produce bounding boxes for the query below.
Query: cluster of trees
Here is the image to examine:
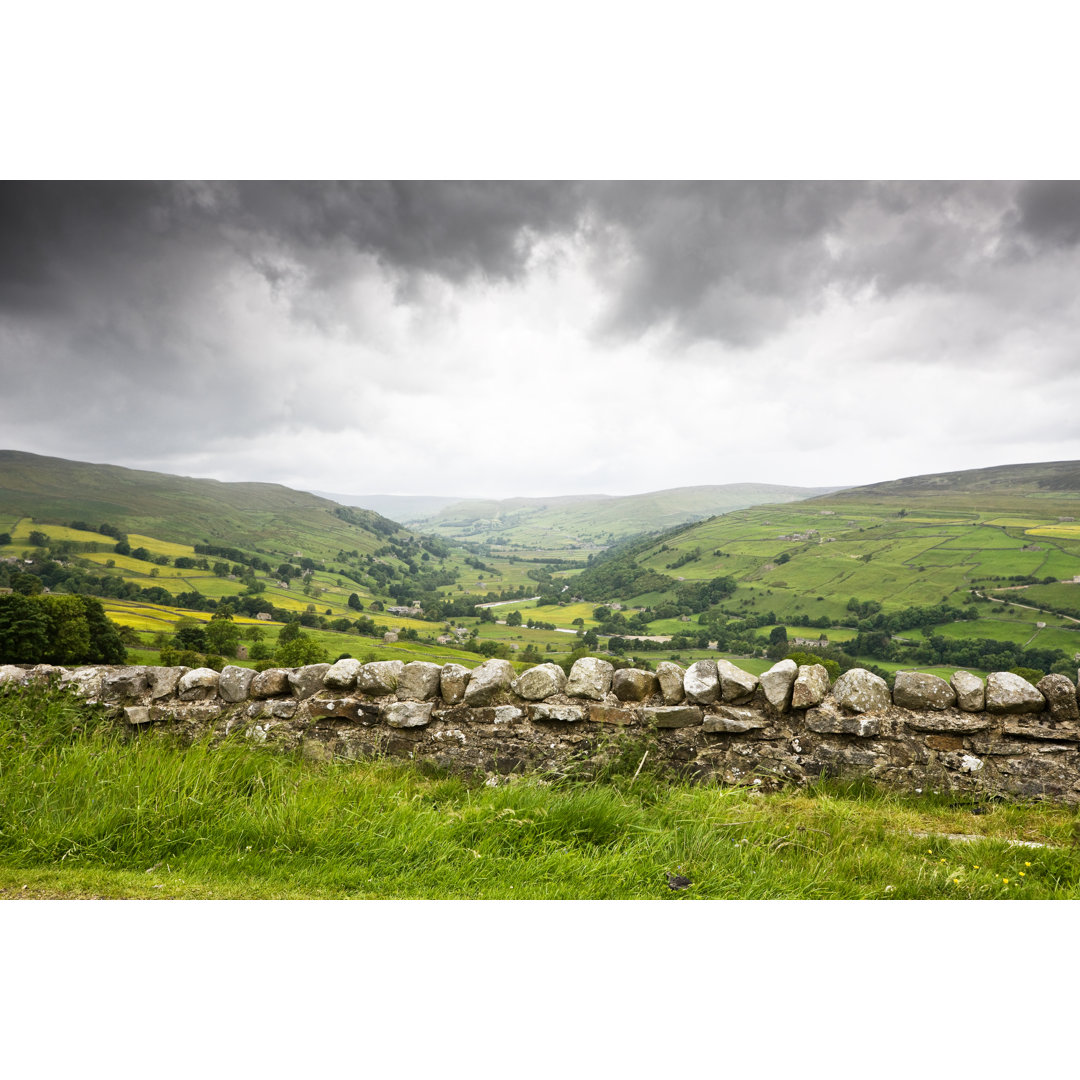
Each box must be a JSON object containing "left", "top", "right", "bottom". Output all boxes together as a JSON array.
[
  {"left": 0, "top": 594, "right": 126, "bottom": 665},
  {"left": 333, "top": 505, "right": 398, "bottom": 537}
]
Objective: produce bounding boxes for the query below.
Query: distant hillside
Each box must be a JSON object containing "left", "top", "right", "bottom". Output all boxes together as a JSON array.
[
  {"left": 819, "top": 460, "right": 1080, "bottom": 500},
  {"left": 558, "top": 458, "right": 1080, "bottom": 677},
  {"left": 411, "top": 484, "right": 843, "bottom": 549},
  {"left": 310, "top": 491, "right": 466, "bottom": 523},
  {"left": 0, "top": 450, "right": 405, "bottom": 558}
]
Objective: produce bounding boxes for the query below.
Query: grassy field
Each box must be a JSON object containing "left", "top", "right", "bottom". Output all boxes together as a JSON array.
[{"left": 2, "top": 682, "right": 1078, "bottom": 900}]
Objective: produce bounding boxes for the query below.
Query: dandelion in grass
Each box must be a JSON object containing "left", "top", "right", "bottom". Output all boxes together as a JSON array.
[
  {"left": 1003, "top": 878, "right": 1009, "bottom": 884},
  {"left": 1019, "top": 872, "right": 1025, "bottom": 877}
]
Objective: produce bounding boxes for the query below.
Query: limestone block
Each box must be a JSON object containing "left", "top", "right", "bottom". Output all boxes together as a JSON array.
[
  {"left": 0, "top": 665, "right": 26, "bottom": 686},
  {"left": 588, "top": 704, "right": 636, "bottom": 726},
  {"left": 512, "top": 663, "right": 566, "bottom": 701},
  {"left": 760, "top": 659, "right": 797, "bottom": 712},
  {"left": 642, "top": 705, "right": 703, "bottom": 728},
  {"left": 124, "top": 706, "right": 151, "bottom": 726},
  {"left": 324, "top": 657, "right": 362, "bottom": 690},
  {"left": 306, "top": 697, "right": 379, "bottom": 724},
  {"left": 702, "top": 706, "right": 769, "bottom": 733},
  {"left": 902, "top": 710, "right": 992, "bottom": 733},
  {"left": 683, "top": 660, "right": 719, "bottom": 704},
  {"left": 357, "top": 660, "right": 405, "bottom": 697},
  {"left": 717, "top": 660, "right": 759, "bottom": 703},
  {"left": 613, "top": 668, "right": 659, "bottom": 702},
  {"left": 218, "top": 665, "right": 255, "bottom": 703},
  {"left": 398, "top": 661, "right": 443, "bottom": 701},
  {"left": 382, "top": 701, "right": 434, "bottom": 728},
  {"left": 60, "top": 666, "right": 107, "bottom": 700},
  {"left": 177, "top": 667, "right": 220, "bottom": 702},
  {"left": 566, "top": 657, "right": 614, "bottom": 700},
  {"left": 950, "top": 670, "right": 985, "bottom": 713},
  {"left": 805, "top": 703, "right": 880, "bottom": 737},
  {"left": 985, "top": 672, "right": 1045, "bottom": 714},
  {"left": 656, "top": 661, "right": 686, "bottom": 704},
  {"left": 147, "top": 666, "right": 187, "bottom": 701},
  {"left": 440, "top": 663, "right": 470, "bottom": 704},
  {"left": 250, "top": 668, "right": 290, "bottom": 699},
  {"left": 792, "top": 664, "right": 829, "bottom": 709},
  {"left": 893, "top": 671, "right": 956, "bottom": 711},
  {"left": 288, "top": 663, "right": 331, "bottom": 699},
  {"left": 464, "top": 658, "right": 515, "bottom": 706},
  {"left": 529, "top": 703, "right": 586, "bottom": 723},
  {"left": 1037, "top": 674, "right": 1079, "bottom": 722},
  {"left": 102, "top": 665, "right": 151, "bottom": 702},
  {"left": 832, "top": 668, "right": 890, "bottom": 714}
]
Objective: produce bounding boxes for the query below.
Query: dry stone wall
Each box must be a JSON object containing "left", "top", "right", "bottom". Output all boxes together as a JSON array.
[{"left": 4, "top": 657, "right": 1080, "bottom": 803}]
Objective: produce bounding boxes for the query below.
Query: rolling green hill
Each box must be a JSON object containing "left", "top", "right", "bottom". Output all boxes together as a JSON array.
[
  {"left": 407, "top": 483, "right": 843, "bottom": 548},
  {"left": 557, "top": 460, "right": 1080, "bottom": 677},
  {"left": 0, "top": 449, "right": 402, "bottom": 559}
]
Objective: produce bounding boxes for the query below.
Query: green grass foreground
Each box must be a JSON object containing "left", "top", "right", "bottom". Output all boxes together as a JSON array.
[{"left": 2, "top": 683, "right": 1079, "bottom": 900}]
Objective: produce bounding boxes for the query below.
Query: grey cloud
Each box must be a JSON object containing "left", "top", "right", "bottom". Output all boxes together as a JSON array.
[
  {"left": 1014, "top": 180, "right": 1080, "bottom": 248},
  {"left": 0, "top": 180, "right": 1057, "bottom": 354}
]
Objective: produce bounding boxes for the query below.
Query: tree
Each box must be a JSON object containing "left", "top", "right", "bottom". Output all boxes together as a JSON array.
[
  {"left": 28, "top": 530, "right": 49, "bottom": 547},
  {"left": 275, "top": 636, "right": 328, "bottom": 666},
  {"left": 347, "top": 593, "right": 363, "bottom": 611},
  {"left": 278, "top": 620, "right": 303, "bottom": 644},
  {"left": 204, "top": 617, "right": 241, "bottom": 658},
  {"left": 506, "top": 610, "right": 522, "bottom": 627}
]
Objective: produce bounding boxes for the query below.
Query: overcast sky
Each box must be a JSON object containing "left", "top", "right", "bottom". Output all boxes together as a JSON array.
[{"left": 3, "top": 179, "right": 1079, "bottom": 499}]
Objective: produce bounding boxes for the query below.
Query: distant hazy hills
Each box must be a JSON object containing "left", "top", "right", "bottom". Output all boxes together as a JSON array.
[
  {"left": 310, "top": 492, "right": 465, "bottom": 522},
  {"left": 323, "top": 483, "right": 845, "bottom": 548}
]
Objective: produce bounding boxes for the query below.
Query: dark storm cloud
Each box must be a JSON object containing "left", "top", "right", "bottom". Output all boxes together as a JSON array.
[
  {"left": 1014, "top": 180, "right": 1080, "bottom": 248},
  {"left": 0, "top": 181, "right": 585, "bottom": 318},
  {"left": 0, "top": 180, "right": 1049, "bottom": 351}
]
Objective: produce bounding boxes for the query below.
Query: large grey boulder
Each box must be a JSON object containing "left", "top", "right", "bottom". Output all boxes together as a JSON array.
[
  {"left": 382, "top": 701, "right": 433, "bottom": 728},
  {"left": 950, "top": 670, "right": 985, "bottom": 712},
  {"left": 1036, "top": 674, "right": 1078, "bottom": 722},
  {"left": 250, "top": 668, "right": 290, "bottom": 699},
  {"left": 464, "top": 658, "right": 515, "bottom": 706},
  {"left": 0, "top": 665, "right": 26, "bottom": 686},
  {"left": 178, "top": 667, "right": 220, "bottom": 702},
  {"left": 357, "top": 660, "right": 405, "bottom": 697},
  {"left": 612, "top": 668, "right": 659, "bottom": 702},
  {"left": 642, "top": 705, "right": 703, "bottom": 728},
  {"left": 218, "top": 665, "right": 256, "bottom": 703},
  {"left": 717, "top": 660, "right": 759, "bottom": 703},
  {"left": 566, "top": 657, "right": 614, "bottom": 701},
  {"left": 791, "top": 664, "right": 829, "bottom": 709},
  {"left": 288, "top": 663, "right": 331, "bottom": 699},
  {"left": 324, "top": 657, "right": 362, "bottom": 690},
  {"left": 60, "top": 666, "right": 108, "bottom": 700},
  {"left": 147, "top": 666, "right": 187, "bottom": 701},
  {"left": 102, "top": 666, "right": 151, "bottom": 702},
  {"left": 832, "top": 668, "right": 890, "bottom": 714},
  {"left": 398, "top": 661, "right": 443, "bottom": 701},
  {"left": 655, "top": 661, "right": 685, "bottom": 704},
  {"left": 440, "top": 663, "right": 470, "bottom": 704},
  {"left": 760, "top": 659, "right": 797, "bottom": 712},
  {"left": 512, "top": 663, "right": 566, "bottom": 701},
  {"left": 683, "top": 660, "right": 719, "bottom": 704},
  {"left": 985, "top": 672, "right": 1045, "bottom": 714},
  {"left": 893, "top": 671, "right": 956, "bottom": 711}
]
